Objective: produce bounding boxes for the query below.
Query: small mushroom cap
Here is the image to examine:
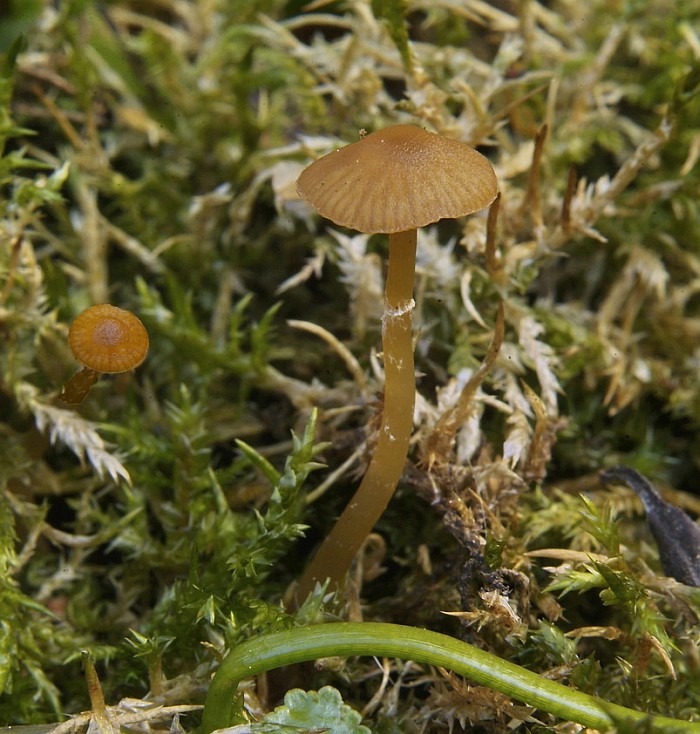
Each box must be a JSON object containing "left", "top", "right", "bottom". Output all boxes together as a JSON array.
[
  {"left": 297, "top": 125, "right": 498, "bottom": 234},
  {"left": 68, "top": 304, "right": 149, "bottom": 373}
]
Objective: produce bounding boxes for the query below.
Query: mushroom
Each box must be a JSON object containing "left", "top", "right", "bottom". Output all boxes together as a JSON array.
[
  {"left": 294, "top": 125, "right": 498, "bottom": 601},
  {"left": 59, "top": 304, "right": 149, "bottom": 404}
]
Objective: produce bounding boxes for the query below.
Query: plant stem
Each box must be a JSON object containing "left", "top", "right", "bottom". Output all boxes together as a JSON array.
[
  {"left": 294, "top": 230, "right": 417, "bottom": 603},
  {"left": 200, "top": 622, "right": 700, "bottom": 733}
]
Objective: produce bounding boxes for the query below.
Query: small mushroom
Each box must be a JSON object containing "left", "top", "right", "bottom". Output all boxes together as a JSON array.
[
  {"left": 59, "top": 304, "right": 149, "bottom": 404},
  {"left": 294, "top": 125, "right": 498, "bottom": 601}
]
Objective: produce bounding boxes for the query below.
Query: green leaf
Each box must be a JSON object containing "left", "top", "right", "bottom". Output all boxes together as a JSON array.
[
  {"left": 260, "top": 686, "right": 371, "bottom": 734},
  {"left": 235, "top": 439, "right": 281, "bottom": 485},
  {"left": 578, "top": 494, "right": 620, "bottom": 557},
  {"left": 0, "top": 33, "right": 27, "bottom": 76},
  {"left": 371, "top": 0, "right": 413, "bottom": 72}
]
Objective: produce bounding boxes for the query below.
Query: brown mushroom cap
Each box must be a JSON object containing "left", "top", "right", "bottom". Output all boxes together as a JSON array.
[
  {"left": 68, "top": 304, "right": 149, "bottom": 373},
  {"left": 297, "top": 125, "right": 498, "bottom": 234}
]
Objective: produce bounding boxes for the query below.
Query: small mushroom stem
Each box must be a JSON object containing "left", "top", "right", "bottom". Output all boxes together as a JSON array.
[
  {"left": 295, "top": 229, "right": 417, "bottom": 603},
  {"left": 59, "top": 367, "right": 99, "bottom": 404}
]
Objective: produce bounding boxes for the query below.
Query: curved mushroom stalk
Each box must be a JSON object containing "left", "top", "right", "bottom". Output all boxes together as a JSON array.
[
  {"left": 295, "top": 229, "right": 416, "bottom": 601},
  {"left": 59, "top": 367, "right": 100, "bottom": 404},
  {"left": 294, "top": 125, "right": 498, "bottom": 604}
]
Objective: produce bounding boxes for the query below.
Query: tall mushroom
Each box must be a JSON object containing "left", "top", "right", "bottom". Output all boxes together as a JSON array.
[{"left": 294, "top": 125, "right": 497, "bottom": 602}]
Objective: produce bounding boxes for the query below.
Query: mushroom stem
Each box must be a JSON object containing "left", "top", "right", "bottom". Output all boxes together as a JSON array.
[
  {"left": 59, "top": 367, "right": 99, "bottom": 404},
  {"left": 295, "top": 229, "right": 417, "bottom": 602}
]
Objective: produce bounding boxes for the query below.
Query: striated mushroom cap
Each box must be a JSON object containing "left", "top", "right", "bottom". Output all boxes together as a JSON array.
[
  {"left": 297, "top": 125, "right": 498, "bottom": 234},
  {"left": 68, "top": 304, "right": 149, "bottom": 373}
]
